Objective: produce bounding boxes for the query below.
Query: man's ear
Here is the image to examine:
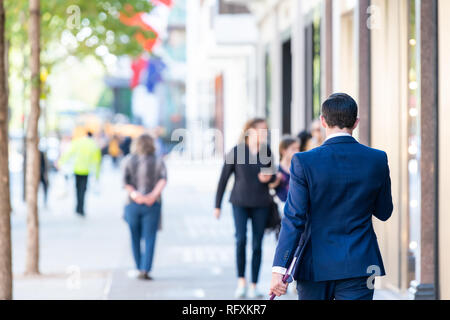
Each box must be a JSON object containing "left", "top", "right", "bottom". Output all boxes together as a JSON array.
[
  {"left": 320, "top": 115, "right": 327, "bottom": 129},
  {"left": 352, "top": 118, "right": 360, "bottom": 130}
]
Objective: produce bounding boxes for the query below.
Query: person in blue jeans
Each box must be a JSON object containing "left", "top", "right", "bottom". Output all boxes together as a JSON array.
[
  {"left": 123, "top": 134, "right": 167, "bottom": 280},
  {"left": 215, "top": 118, "right": 276, "bottom": 299}
]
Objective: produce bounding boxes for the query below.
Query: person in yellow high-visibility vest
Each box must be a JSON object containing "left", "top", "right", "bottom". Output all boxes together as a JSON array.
[{"left": 59, "top": 131, "right": 101, "bottom": 216}]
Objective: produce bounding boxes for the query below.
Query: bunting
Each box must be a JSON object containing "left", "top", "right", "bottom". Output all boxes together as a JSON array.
[
  {"left": 152, "top": 0, "right": 173, "bottom": 7},
  {"left": 130, "top": 57, "right": 149, "bottom": 89},
  {"left": 145, "top": 58, "right": 166, "bottom": 93},
  {"left": 119, "top": 4, "right": 159, "bottom": 52}
]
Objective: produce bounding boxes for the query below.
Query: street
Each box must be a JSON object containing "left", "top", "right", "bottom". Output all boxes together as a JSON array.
[
  {"left": 10, "top": 157, "right": 288, "bottom": 300},
  {"left": 10, "top": 156, "right": 399, "bottom": 300}
]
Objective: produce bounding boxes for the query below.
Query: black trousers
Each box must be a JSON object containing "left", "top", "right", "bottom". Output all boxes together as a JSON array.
[
  {"left": 232, "top": 205, "right": 270, "bottom": 284},
  {"left": 75, "top": 174, "right": 88, "bottom": 215},
  {"left": 40, "top": 174, "right": 48, "bottom": 204}
]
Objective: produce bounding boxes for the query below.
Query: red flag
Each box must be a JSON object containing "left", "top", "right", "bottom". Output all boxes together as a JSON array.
[
  {"left": 120, "top": 7, "right": 159, "bottom": 52},
  {"left": 152, "top": 0, "right": 173, "bottom": 7},
  {"left": 119, "top": 12, "right": 157, "bottom": 33},
  {"left": 135, "top": 32, "right": 159, "bottom": 52},
  {"left": 119, "top": 2, "right": 163, "bottom": 52},
  {"left": 130, "top": 58, "right": 148, "bottom": 88},
  {"left": 119, "top": 4, "right": 139, "bottom": 26}
]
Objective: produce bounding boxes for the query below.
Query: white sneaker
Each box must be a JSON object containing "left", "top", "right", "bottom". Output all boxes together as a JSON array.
[
  {"left": 127, "top": 270, "right": 140, "bottom": 278},
  {"left": 234, "top": 286, "right": 247, "bottom": 299},
  {"left": 247, "top": 287, "right": 263, "bottom": 299}
]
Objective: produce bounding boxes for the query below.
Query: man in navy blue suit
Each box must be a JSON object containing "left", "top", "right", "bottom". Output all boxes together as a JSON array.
[{"left": 269, "top": 93, "right": 393, "bottom": 300}]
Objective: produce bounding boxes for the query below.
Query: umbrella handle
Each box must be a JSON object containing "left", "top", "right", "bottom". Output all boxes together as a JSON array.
[{"left": 269, "top": 275, "right": 290, "bottom": 300}]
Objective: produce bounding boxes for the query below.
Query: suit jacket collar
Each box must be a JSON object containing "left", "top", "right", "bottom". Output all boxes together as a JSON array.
[{"left": 322, "top": 135, "right": 358, "bottom": 146}]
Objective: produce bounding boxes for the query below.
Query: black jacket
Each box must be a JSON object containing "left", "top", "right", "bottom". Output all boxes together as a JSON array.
[{"left": 215, "top": 144, "right": 276, "bottom": 209}]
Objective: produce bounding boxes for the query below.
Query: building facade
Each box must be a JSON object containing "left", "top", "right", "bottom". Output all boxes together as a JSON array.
[
  {"left": 204, "top": 0, "right": 447, "bottom": 299},
  {"left": 186, "top": 0, "right": 259, "bottom": 159}
]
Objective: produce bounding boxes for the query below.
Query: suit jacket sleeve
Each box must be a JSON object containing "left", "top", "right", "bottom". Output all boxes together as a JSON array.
[
  {"left": 373, "top": 152, "right": 394, "bottom": 222},
  {"left": 273, "top": 154, "right": 309, "bottom": 268},
  {"left": 215, "top": 149, "right": 235, "bottom": 209}
]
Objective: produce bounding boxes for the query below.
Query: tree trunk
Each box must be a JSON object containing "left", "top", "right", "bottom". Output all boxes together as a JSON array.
[
  {"left": 0, "top": 0, "right": 13, "bottom": 300},
  {"left": 20, "top": 11, "right": 27, "bottom": 203},
  {"left": 25, "top": 0, "right": 41, "bottom": 276}
]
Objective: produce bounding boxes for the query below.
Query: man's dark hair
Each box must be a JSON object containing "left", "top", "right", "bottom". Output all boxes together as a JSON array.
[
  {"left": 321, "top": 93, "right": 358, "bottom": 129},
  {"left": 87, "top": 131, "right": 93, "bottom": 137}
]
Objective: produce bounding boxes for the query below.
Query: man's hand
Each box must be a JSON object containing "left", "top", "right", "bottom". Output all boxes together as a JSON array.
[{"left": 269, "top": 272, "right": 288, "bottom": 297}]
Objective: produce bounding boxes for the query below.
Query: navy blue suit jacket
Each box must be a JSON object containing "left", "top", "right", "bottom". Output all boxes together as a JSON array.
[{"left": 273, "top": 136, "right": 393, "bottom": 282}]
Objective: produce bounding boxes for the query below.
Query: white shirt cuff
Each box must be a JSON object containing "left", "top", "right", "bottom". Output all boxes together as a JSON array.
[{"left": 272, "top": 267, "right": 287, "bottom": 275}]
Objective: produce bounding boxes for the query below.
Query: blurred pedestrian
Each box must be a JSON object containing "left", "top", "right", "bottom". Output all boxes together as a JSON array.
[
  {"left": 269, "top": 136, "right": 301, "bottom": 295},
  {"left": 214, "top": 118, "right": 276, "bottom": 299},
  {"left": 58, "top": 131, "right": 101, "bottom": 216},
  {"left": 120, "top": 136, "right": 132, "bottom": 157},
  {"left": 310, "top": 119, "right": 325, "bottom": 148},
  {"left": 108, "top": 135, "right": 122, "bottom": 167},
  {"left": 269, "top": 136, "right": 300, "bottom": 203},
  {"left": 123, "top": 134, "right": 167, "bottom": 280},
  {"left": 39, "top": 150, "right": 49, "bottom": 206},
  {"left": 98, "top": 129, "right": 110, "bottom": 159},
  {"left": 152, "top": 126, "right": 167, "bottom": 157},
  {"left": 297, "top": 130, "right": 313, "bottom": 152}
]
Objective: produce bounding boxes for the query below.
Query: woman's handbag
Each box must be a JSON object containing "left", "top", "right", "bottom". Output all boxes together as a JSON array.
[{"left": 266, "top": 197, "right": 281, "bottom": 239}]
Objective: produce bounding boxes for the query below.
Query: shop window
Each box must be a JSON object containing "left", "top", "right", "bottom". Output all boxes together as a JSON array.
[
  {"left": 282, "top": 39, "right": 292, "bottom": 134},
  {"left": 265, "top": 50, "right": 272, "bottom": 126},
  {"left": 305, "top": 6, "right": 322, "bottom": 127},
  {"left": 312, "top": 13, "right": 321, "bottom": 120}
]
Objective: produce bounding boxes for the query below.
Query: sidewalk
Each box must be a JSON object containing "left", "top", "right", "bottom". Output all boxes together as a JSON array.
[
  {"left": 11, "top": 158, "right": 285, "bottom": 300},
  {"left": 11, "top": 159, "right": 129, "bottom": 299},
  {"left": 10, "top": 156, "right": 404, "bottom": 300},
  {"left": 105, "top": 158, "right": 287, "bottom": 300}
]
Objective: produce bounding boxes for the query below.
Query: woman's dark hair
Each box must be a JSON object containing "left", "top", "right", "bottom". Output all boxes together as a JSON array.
[
  {"left": 297, "top": 130, "right": 312, "bottom": 152},
  {"left": 279, "top": 136, "right": 298, "bottom": 160},
  {"left": 321, "top": 93, "right": 358, "bottom": 129}
]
